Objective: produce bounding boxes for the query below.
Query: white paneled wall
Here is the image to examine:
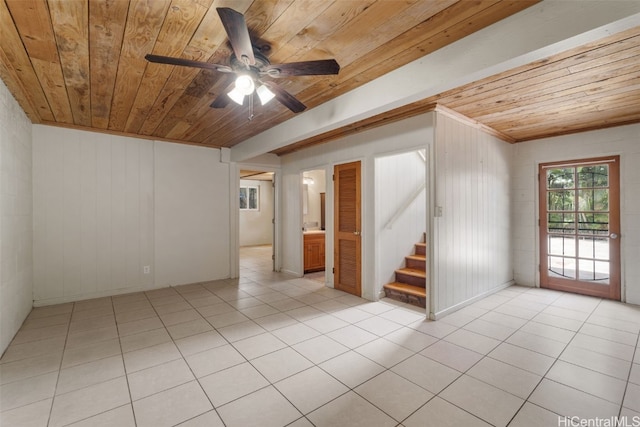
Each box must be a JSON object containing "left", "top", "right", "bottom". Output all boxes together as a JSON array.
[
  {"left": 33, "top": 127, "right": 154, "bottom": 304},
  {"left": 432, "top": 113, "right": 513, "bottom": 317},
  {"left": 32, "top": 126, "right": 230, "bottom": 305},
  {"left": 0, "top": 79, "right": 33, "bottom": 353},
  {"left": 280, "top": 169, "right": 306, "bottom": 277},
  {"left": 375, "top": 151, "right": 426, "bottom": 295},
  {"left": 512, "top": 124, "right": 640, "bottom": 304},
  {"left": 154, "top": 142, "right": 230, "bottom": 288}
]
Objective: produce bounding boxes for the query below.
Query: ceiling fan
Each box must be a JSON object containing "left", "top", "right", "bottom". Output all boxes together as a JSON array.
[{"left": 145, "top": 7, "right": 340, "bottom": 114}]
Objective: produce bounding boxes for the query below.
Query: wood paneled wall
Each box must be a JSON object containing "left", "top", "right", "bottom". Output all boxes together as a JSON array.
[{"left": 432, "top": 112, "right": 513, "bottom": 316}]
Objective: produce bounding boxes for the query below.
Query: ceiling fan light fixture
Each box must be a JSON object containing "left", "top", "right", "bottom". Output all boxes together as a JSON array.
[
  {"left": 228, "top": 74, "right": 255, "bottom": 105},
  {"left": 235, "top": 74, "right": 255, "bottom": 95},
  {"left": 227, "top": 87, "right": 245, "bottom": 105},
  {"left": 257, "top": 84, "right": 275, "bottom": 105}
]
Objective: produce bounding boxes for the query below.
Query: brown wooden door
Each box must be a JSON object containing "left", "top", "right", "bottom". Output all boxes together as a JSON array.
[
  {"left": 334, "top": 161, "right": 361, "bottom": 296},
  {"left": 539, "top": 156, "right": 621, "bottom": 300}
]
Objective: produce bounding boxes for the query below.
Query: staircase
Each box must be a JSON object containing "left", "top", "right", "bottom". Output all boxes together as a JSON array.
[{"left": 383, "top": 236, "right": 427, "bottom": 308}]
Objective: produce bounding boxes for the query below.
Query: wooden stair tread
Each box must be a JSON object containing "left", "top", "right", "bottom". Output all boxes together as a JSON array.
[
  {"left": 386, "top": 233, "right": 428, "bottom": 308},
  {"left": 384, "top": 282, "right": 427, "bottom": 297},
  {"left": 395, "top": 268, "right": 426, "bottom": 278}
]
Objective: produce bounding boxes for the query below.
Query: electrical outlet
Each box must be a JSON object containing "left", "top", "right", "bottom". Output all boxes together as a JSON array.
[{"left": 143, "top": 266, "right": 150, "bottom": 274}]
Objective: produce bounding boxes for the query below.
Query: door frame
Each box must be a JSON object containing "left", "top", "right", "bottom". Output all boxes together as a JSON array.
[
  {"left": 538, "top": 155, "right": 621, "bottom": 300},
  {"left": 232, "top": 162, "right": 281, "bottom": 277},
  {"left": 300, "top": 168, "right": 328, "bottom": 277},
  {"left": 373, "top": 146, "right": 433, "bottom": 316}
]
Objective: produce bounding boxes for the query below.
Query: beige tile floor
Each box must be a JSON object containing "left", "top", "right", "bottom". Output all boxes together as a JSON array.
[{"left": 1, "top": 245, "right": 639, "bottom": 426}]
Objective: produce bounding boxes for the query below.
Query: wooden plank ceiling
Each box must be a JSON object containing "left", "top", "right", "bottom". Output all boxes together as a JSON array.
[
  {"left": 0, "top": 0, "right": 539, "bottom": 150},
  {"left": 2, "top": 1, "right": 637, "bottom": 155},
  {"left": 274, "top": 24, "right": 640, "bottom": 155},
  {"left": 240, "top": 170, "right": 273, "bottom": 181}
]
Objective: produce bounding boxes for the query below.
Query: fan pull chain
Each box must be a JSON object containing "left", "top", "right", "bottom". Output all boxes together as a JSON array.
[{"left": 248, "top": 92, "right": 254, "bottom": 121}]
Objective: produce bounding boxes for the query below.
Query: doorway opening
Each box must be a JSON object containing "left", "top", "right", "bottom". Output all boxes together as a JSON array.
[
  {"left": 239, "top": 170, "right": 275, "bottom": 276},
  {"left": 302, "top": 169, "right": 326, "bottom": 283},
  {"left": 375, "top": 149, "right": 428, "bottom": 308},
  {"left": 539, "top": 156, "right": 621, "bottom": 300}
]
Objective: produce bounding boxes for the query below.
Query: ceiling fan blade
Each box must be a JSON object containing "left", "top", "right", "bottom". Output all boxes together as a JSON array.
[
  {"left": 217, "top": 8, "right": 255, "bottom": 66},
  {"left": 210, "top": 94, "right": 231, "bottom": 109},
  {"left": 210, "top": 79, "right": 235, "bottom": 108},
  {"left": 145, "top": 54, "right": 232, "bottom": 73},
  {"left": 261, "top": 81, "right": 306, "bottom": 113},
  {"left": 262, "top": 59, "right": 340, "bottom": 77}
]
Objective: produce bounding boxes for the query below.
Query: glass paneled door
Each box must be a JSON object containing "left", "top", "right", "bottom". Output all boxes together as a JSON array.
[{"left": 539, "top": 156, "right": 620, "bottom": 300}]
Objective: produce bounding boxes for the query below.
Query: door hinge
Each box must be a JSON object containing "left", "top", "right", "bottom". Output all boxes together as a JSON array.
[
  {"left": 272, "top": 254, "right": 275, "bottom": 260},
  {"left": 332, "top": 174, "right": 335, "bottom": 181},
  {"left": 332, "top": 267, "right": 335, "bottom": 274}
]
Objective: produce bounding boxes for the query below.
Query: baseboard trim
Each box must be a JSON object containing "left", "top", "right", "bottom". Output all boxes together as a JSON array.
[
  {"left": 32, "top": 278, "right": 231, "bottom": 307},
  {"left": 280, "top": 269, "right": 302, "bottom": 278},
  {"left": 34, "top": 285, "right": 157, "bottom": 307},
  {"left": 432, "top": 280, "right": 515, "bottom": 320}
]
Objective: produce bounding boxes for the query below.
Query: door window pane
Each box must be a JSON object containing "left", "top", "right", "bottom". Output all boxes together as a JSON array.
[
  {"left": 548, "top": 256, "right": 576, "bottom": 279},
  {"left": 548, "top": 213, "right": 575, "bottom": 234},
  {"left": 578, "top": 213, "right": 609, "bottom": 236},
  {"left": 548, "top": 235, "right": 575, "bottom": 257},
  {"left": 548, "top": 190, "right": 574, "bottom": 211},
  {"left": 594, "top": 261, "right": 610, "bottom": 283},
  {"left": 578, "top": 165, "right": 608, "bottom": 188},
  {"left": 577, "top": 236, "right": 609, "bottom": 261},
  {"left": 547, "top": 168, "right": 575, "bottom": 189},
  {"left": 578, "top": 259, "right": 609, "bottom": 283},
  {"left": 578, "top": 189, "right": 609, "bottom": 211}
]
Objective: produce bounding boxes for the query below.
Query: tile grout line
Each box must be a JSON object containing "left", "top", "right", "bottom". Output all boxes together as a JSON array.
[
  {"left": 501, "top": 293, "right": 601, "bottom": 426},
  {"left": 172, "top": 282, "right": 273, "bottom": 425},
  {"left": 3, "top": 250, "right": 639, "bottom": 427},
  {"left": 116, "top": 294, "right": 138, "bottom": 427},
  {"left": 618, "top": 328, "right": 640, "bottom": 418},
  {"left": 46, "top": 300, "right": 75, "bottom": 427}
]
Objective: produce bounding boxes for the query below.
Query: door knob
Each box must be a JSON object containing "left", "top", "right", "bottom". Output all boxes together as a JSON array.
[
  {"left": 610, "top": 233, "right": 618, "bottom": 239},
  {"left": 353, "top": 231, "right": 360, "bottom": 236}
]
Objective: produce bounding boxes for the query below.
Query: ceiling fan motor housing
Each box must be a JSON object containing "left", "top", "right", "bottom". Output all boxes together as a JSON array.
[
  {"left": 144, "top": 7, "right": 338, "bottom": 113},
  {"left": 231, "top": 49, "right": 270, "bottom": 71}
]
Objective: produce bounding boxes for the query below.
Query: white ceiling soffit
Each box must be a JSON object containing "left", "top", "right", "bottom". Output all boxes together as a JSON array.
[{"left": 230, "top": 1, "right": 640, "bottom": 162}]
